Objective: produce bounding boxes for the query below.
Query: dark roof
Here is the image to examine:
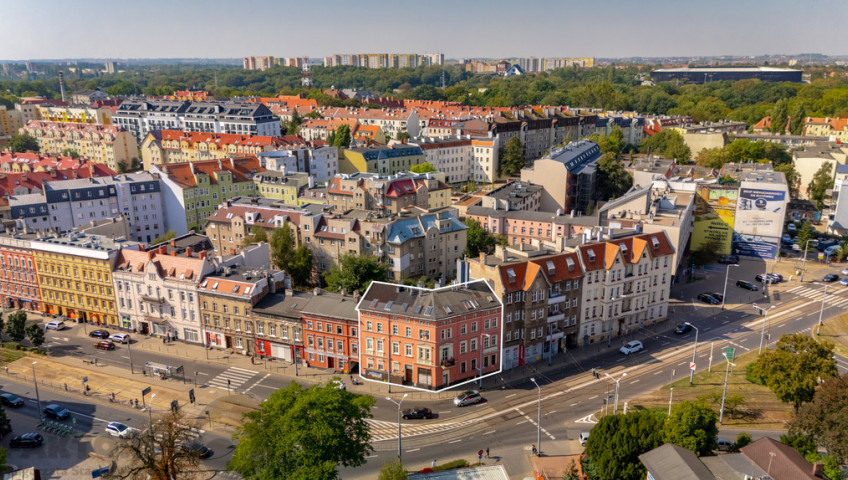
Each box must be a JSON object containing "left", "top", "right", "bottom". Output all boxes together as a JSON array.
[
  {"left": 639, "top": 443, "right": 717, "bottom": 480},
  {"left": 741, "top": 437, "right": 824, "bottom": 480},
  {"left": 252, "top": 291, "right": 312, "bottom": 320},
  {"left": 358, "top": 280, "right": 499, "bottom": 321}
]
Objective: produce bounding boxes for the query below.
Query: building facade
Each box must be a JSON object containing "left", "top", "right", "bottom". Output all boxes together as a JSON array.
[
  {"left": 20, "top": 121, "right": 139, "bottom": 172},
  {"left": 0, "top": 233, "right": 42, "bottom": 312},
  {"left": 301, "top": 291, "right": 359, "bottom": 372}
]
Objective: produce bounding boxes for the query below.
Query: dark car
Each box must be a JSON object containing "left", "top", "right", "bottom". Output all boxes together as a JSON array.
[
  {"left": 89, "top": 330, "right": 110, "bottom": 339},
  {"left": 94, "top": 340, "right": 115, "bottom": 351},
  {"left": 183, "top": 442, "right": 213, "bottom": 459},
  {"left": 755, "top": 274, "right": 778, "bottom": 284},
  {"left": 697, "top": 293, "right": 720, "bottom": 305},
  {"left": 718, "top": 255, "right": 739, "bottom": 265},
  {"left": 0, "top": 393, "right": 24, "bottom": 408},
  {"left": 43, "top": 403, "right": 70, "bottom": 420},
  {"left": 674, "top": 323, "right": 692, "bottom": 335},
  {"left": 402, "top": 407, "right": 434, "bottom": 420},
  {"left": 823, "top": 274, "right": 840, "bottom": 283},
  {"left": 736, "top": 280, "right": 758, "bottom": 291},
  {"left": 710, "top": 292, "right": 724, "bottom": 303},
  {"left": 10, "top": 432, "right": 43, "bottom": 448}
]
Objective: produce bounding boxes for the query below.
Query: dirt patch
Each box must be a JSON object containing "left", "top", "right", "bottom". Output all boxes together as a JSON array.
[
  {"left": 205, "top": 395, "right": 260, "bottom": 430},
  {"left": 813, "top": 313, "right": 848, "bottom": 359}
]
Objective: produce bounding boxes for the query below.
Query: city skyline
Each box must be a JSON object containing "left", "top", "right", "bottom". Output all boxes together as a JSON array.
[{"left": 1, "top": 0, "right": 846, "bottom": 61}]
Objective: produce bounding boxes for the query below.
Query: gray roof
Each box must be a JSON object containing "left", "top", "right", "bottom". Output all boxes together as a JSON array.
[
  {"left": 301, "top": 292, "right": 359, "bottom": 320},
  {"left": 542, "top": 140, "right": 602, "bottom": 174},
  {"left": 599, "top": 185, "right": 652, "bottom": 214},
  {"left": 252, "top": 291, "right": 313, "bottom": 320},
  {"left": 639, "top": 443, "right": 717, "bottom": 480},
  {"left": 701, "top": 453, "right": 769, "bottom": 480},
  {"left": 386, "top": 211, "right": 466, "bottom": 244},
  {"left": 358, "top": 280, "right": 499, "bottom": 321}
]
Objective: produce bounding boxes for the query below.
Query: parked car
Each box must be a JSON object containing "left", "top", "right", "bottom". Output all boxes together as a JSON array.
[
  {"left": 10, "top": 432, "right": 43, "bottom": 448},
  {"left": 94, "top": 341, "right": 115, "bottom": 351},
  {"left": 792, "top": 244, "right": 802, "bottom": 252},
  {"left": 818, "top": 239, "right": 838, "bottom": 251},
  {"left": 697, "top": 293, "right": 720, "bottom": 305},
  {"left": 716, "top": 437, "right": 733, "bottom": 452},
  {"left": 718, "top": 255, "right": 739, "bottom": 265},
  {"left": 736, "top": 281, "right": 758, "bottom": 291},
  {"left": 755, "top": 274, "right": 778, "bottom": 284},
  {"left": 674, "top": 323, "right": 692, "bottom": 335},
  {"left": 89, "top": 330, "right": 110, "bottom": 339},
  {"left": 0, "top": 393, "right": 24, "bottom": 408},
  {"left": 105, "top": 422, "right": 134, "bottom": 438},
  {"left": 770, "top": 273, "right": 784, "bottom": 282},
  {"left": 110, "top": 333, "right": 130, "bottom": 344},
  {"left": 45, "top": 320, "right": 65, "bottom": 330},
  {"left": 823, "top": 273, "right": 840, "bottom": 282},
  {"left": 710, "top": 292, "right": 724, "bottom": 302},
  {"left": 825, "top": 245, "right": 840, "bottom": 256},
  {"left": 579, "top": 432, "right": 590, "bottom": 446},
  {"left": 619, "top": 340, "right": 644, "bottom": 355},
  {"left": 453, "top": 390, "right": 483, "bottom": 407},
  {"left": 840, "top": 277, "right": 848, "bottom": 286},
  {"left": 787, "top": 223, "right": 797, "bottom": 232},
  {"left": 841, "top": 267, "right": 848, "bottom": 275},
  {"left": 183, "top": 441, "right": 214, "bottom": 459},
  {"left": 810, "top": 240, "right": 820, "bottom": 248},
  {"left": 782, "top": 234, "right": 792, "bottom": 243},
  {"left": 43, "top": 404, "right": 70, "bottom": 420},
  {"left": 402, "top": 407, "right": 434, "bottom": 420}
]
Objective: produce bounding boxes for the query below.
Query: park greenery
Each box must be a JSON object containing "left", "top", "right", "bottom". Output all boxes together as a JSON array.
[
  {"left": 463, "top": 218, "right": 496, "bottom": 258},
  {"left": 323, "top": 254, "right": 388, "bottom": 294},
  {"left": 269, "top": 224, "right": 313, "bottom": 288}
]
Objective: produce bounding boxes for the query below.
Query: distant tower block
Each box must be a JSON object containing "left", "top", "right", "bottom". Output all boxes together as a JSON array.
[
  {"left": 58, "top": 70, "right": 66, "bottom": 102},
  {"left": 301, "top": 58, "right": 312, "bottom": 88}
]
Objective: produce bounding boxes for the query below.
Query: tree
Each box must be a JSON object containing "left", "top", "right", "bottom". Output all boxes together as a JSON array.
[
  {"left": 464, "top": 218, "right": 496, "bottom": 258},
  {"left": 723, "top": 394, "right": 747, "bottom": 420},
  {"left": 584, "top": 409, "right": 665, "bottom": 480},
  {"left": 639, "top": 130, "right": 691, "bottom": 163},
  {"left": 789, "top": 102, "right": 808, "bottom": 135},
  {"left": 230, "top": 380, "right": 375, "bottom": 480},
  {"left": 662, "top": 400, "right": 718, "bottom": 456},
  {"left": 152, "top": 231, "right": 176, "bottom": 245},
  {"left": 111, "top": 409, "right": 201, "bottom": 480},
  {"left": 8, "top": 134, "right": 39, "bottom": 153},
  {"left": 808, "top": 163, "right": 834, "bottom": 210},
  {"left": 377, "top": 459, "right": 408, "bottom": 480},
  {"left": 796, "top": 222, "right": 814, "bottom": 252},
  {"left": 332, "top": 124, "right": 352, "bottom": 148},
  {"left": 597, "top": 152, "right": 633, "bottom": 199},
  {"left": 61, "top": 148, "right": 80, "bottom": 159},
  {"left": 691, "top": 238, "right": 720, "bottom": 267},
  {"left": 395, "top": 131, "right": 410, "bottom": 141},
  {"left": 117, "top": 158, "right": 143, "bottom": 174},
  {"left": 562, "top": 459, "right": 580, "bottom": 480},
  {"left": 734, "top": 432, "right": 752, "bottom": 451},
  {"left": 323, "top": 254, "right": 389, "bottom": 294},
  {"left": 498, "top": 136, "right": 525, "bottom": 177},
  {"left": 791, "top": 373, "right": 848, "bottom": 463},
  {"left": 775, "top": 163, "right": 801, "bottom": 198},
  {"left": 770, "top": 98, "right": 789, "bottom": 134},
  {"left": 25, "top": 323, "right": 44, "bottom": 348},
  {"left": 289, "top": 245, "right": 314, "bottom": 288},
  {"left": 747, "top": 333, "right": 838, "bottom": 413},
  {"left": 5, "top": 311, "right": 26, "bottom": 343},
  {"left": 409, "top": 162, "right": 436, "bottom": 174},
  {"left": 284, "top": 109, "right": 303, "bottom": 136},
  {"left": 0, "top": 405, "right": 11, "bottom": 439},
  {"left": 242, "top": 225, "right": 269, "bottom": 247},
  {"left": 270, "top": 224, "right": 297, "bottom": 272}
]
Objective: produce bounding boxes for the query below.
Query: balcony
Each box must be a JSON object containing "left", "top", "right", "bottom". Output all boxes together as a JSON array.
[
  {"left": 440, "top": 357, "right": 455, "bottom": 368},
  {"left": 547, "top": 313, "right": 565, "bottom": 323},
  {"left": 548, "top": 293, "right": 564, "bottom": 305}
]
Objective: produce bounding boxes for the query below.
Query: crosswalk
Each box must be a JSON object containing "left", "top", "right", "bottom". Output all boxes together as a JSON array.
[
  {"left": 786, "top": 285, "right": 848, "bottom": 307},
  {"left": 366, "top": 417, "right": 482, "bottom": 442},
  {"left": 207, "top": 366, "right": 259, "bottom": 392}
]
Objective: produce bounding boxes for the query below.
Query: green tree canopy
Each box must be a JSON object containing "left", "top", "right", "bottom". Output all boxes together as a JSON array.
[
  {"left": 332, "top": 124, "right": 352, "bottom": 148},
  {"left": 790, "top": 373, "right": 848, "bottom": 464},
  {"left": 463, "top": 218, "right": 496, "bottom": 258},
  {"left": 409, "top": 162, "right": 436, "bottom": 173},
  {"left": 25, "top": 323, "right": 44, "bottom": 348},
  {"left": 747, "top": 333, "right": 838, "bottom": 412},
  {"left": 498, "top": 136, "right": 525, "bottom": 177},
  {"left": 796, "top": 222, "right": 814, "bottom": 252},
  {"left": 775, "top": 163, "right": 801, "bottom": 198},
  {"left": 5, "top": 311, "right": 26, "bottom": 343},
  {"left": 152, "top": 231, "right": 177, "bottom": 245},
  {"left": 112, "top": 408, "right": 201, "bottom": 479},
  {"left": 639, "top": 130, "right": 691, "bottom": 163},
  {"left": 8, "top": 134, "right": 39, "bottom": 153},
  {"left": 377, "top": 459, "right": 408, "bottom": 480},
  {"left": 584, "top": 409, "right": 665, "bottom": 480},
  {"left": 323, "top": 254, "right": 389, "bottom": 294},
  {"left": 662, "top": 400, "right": 719, "bottom": 456},
  {"left": 243, "top": 224, "right": 269, "bottom": 247},
  {"left": 770, "top": 98, "right": 789, "bottom": 134},
  {"left": 789, "top": 101, "right": 808, "bottom": 135},
  {"left": 289, "top": 245, "right": 314, "bottom": 288},
  {"left": 230, "top": 380, "right": 375, "bottom": 480},
  {"left": 270, "top": 224, "right": 297, "bottom": 272},
  {"left": 808, "top": 163, "right": 834, "bottom": 210},
  {"left": 597, "top": 152, "right": 633, "bottom": 200}
]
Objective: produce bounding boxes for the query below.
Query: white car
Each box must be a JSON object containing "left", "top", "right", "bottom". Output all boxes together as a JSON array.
[
  {"left": 787, "top": 223, "right": 797, "bottom": 232},
  {"left": 841, "top": 267, "right": 848, "bottom": 275},
  {"left": 45, "top": 321, "right": 66, "bottom": 330},
  {"left": 792, "top": 244, "right": 802, "bottom": 252},
  {"left": 110, "top": 333, "right": 131, "bottom": 344},
  {"left": 619, "top": 340, "right": 644, "bottom": 355},
  {"left": 105, "top": 422, "right": 134, "bottom": 438},
  {"left": 825, "top": 245, "right": 840, "bottom": 256}
]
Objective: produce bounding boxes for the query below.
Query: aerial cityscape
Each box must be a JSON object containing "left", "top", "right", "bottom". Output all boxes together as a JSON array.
[{"left": 1, "top": 1, "right": 848, "bottom": 479}]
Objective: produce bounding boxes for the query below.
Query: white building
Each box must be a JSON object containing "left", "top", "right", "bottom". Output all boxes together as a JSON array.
[
  {"left": 257, "top": 146, "right": 339, "bottom": 183},
  {"left": 408, "top": 136, "right": 473, "bottom": 184}
]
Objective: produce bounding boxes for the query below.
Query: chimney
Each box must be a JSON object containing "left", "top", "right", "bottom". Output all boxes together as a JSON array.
[
  {"left": 479, "top": 251, "right": 486, "bottom": 265},
  {"left": 340, "top": 287, "right": 347, "bottom": 297},
  {"left": 170, "top": 240, "right": 176, "bottom": 247},
  {"left": 171, "top": 251, "right": 177, "bottom": 256},
  {"left": 813, "top": 462, "right": 824, "bottom": 477},
  {"left": 186, "top": 246, "right": 193, "bottom": 257},
  {"left": 353, "top": 290, "right": 360, "bottom": 302},
  {"left": 199, "top": 251, "right": 208, "bottom": 260},
  {"left": 230, "top": 249, "right": 236, "bottom": 255},
  {"left": 159, "top": 245, "right": 167, "bottom": 255}
]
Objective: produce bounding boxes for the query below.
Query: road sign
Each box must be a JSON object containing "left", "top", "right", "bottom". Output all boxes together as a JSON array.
[
  {"left": 91, "top": 466, "right": 110, "bottom": 478},
  {"left": 689, "top": 362, "right": 696, "bottom": 370},
  {"left": 724, "top": 347, "right": 735, "bottom": 361},
  {"left": 82, "top": 376, "right": 88, "bottom": 383},
  {"left": 141, "top": 387, "right": 152, "bottom": 396},
  {"left": 175, "top": 365, "right": 184, "bottom": 374}
]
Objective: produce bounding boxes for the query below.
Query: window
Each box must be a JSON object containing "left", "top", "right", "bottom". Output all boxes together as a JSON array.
[{"left": 405, "top": 344, "right": 412, "bottom": 357}]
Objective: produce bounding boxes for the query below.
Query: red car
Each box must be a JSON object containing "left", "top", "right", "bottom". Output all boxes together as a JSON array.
[{"left": 94, "top": 341, "right": 115, "bottom": 351}]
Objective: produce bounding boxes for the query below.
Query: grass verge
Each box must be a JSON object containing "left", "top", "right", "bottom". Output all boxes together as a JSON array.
[{"left": 813, "top": 313, "right": 848, "bottom": 359}]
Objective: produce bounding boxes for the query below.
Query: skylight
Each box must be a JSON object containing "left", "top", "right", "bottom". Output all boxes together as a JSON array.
[
  {"left": 546, "top": 260, "right": 555, "bottom": 275},
  {"left": 506, "top": 268, "right": 516, "bottom": 283},
  {"left": 370, "top": 299, "right": 379, "bottom": 308},
  {"left": 384, "top": 301, "right": 394, "bottom": 311}
]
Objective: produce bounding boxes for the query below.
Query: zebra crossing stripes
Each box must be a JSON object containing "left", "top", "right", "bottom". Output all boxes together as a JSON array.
[
  {"left": 207, "top": 366, "right": 259, "bottom": 392},
  {"left": 367, "top": 417, "right": 482, "bottom": 442},
  {"left": 786, "top": 285, "right": 848, "bottom": 307}
]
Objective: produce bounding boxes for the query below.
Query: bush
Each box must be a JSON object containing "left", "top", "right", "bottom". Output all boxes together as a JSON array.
[
  {"left": 734, "top": 432, "right": 752, "bottom": 451},
  {"left": 433, "top": 459, "right": 469, "bottom": 471},
  {"left": 1, "top": 342, "right": 18, "bottom": 350}
]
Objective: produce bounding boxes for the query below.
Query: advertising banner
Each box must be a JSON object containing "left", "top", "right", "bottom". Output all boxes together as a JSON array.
[
  {"left": 732, "top": 233, "right": 780, "bottom": 259},
  {"left": 692, "top": 186, "right": 737, "bottom": 254},
  {"left": 735, "top": 188, "right": 787, "bottom": 238}
]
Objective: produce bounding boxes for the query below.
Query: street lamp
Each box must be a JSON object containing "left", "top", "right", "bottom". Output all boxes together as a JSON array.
[
  {"left": 127, "top": 337, "right": 135, "bottom": 374},
  {"left": 718, "top": 360, "right": 737, "bottom": 424},
  {"left": 147, "top": 393, "right": 156, "bottom": 426},
  {"left": 801, "top": 239, "right": 816, "bottom": 280},
  {"left": 32, "top": 362, "right": 42, "bottom": 420},
  {"left": 530, "top": 377, "right": 541, "bottom": 457},
  {"left": 754, "top": 304, "right": 776, "bottom": 354},
  {"left": 721, "top": 264, "right": 739, "bottom": 310},
  {"left": 478, "top": 333, "right": 492, "bottom": 388},
  {"left": 604, "top": 372, "right": 627, "bottom": 414},
  {"left": 686, "top": 322, "right": 699, "bottom": 386},
  {"left": 814, "top": 282, "right": 828, "bottom": 327},
  {"left": 385, "top": 394, "right": 408, "bottom": 462}
]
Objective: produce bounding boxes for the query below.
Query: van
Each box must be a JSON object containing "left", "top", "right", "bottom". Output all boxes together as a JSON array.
[
  {"left": 579, "top": 432, "right": 590, "bottom": 446},
  {"left": 716, "top": 437, "right": 733, "bottom": 452}
]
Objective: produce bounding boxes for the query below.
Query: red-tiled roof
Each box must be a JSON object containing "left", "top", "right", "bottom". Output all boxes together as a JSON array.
[
  {"left": 159, "top": 130, "right": 307, "bottom": 149},
  {"left": 155, "top": 157, "right": 264, "bottom": 189}
]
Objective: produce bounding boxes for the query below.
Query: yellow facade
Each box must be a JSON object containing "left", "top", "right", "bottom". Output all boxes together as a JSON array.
[
  {"left": 21, "top": 121, "right": 137, "bottom": 171},
  {"left": 0, "top": 106, "right": 23, "bottom": 140},
  {"left": 32, "top": 249, "right": 118, "bottom": 326},
  {"left": 36, "top": 106, "right": 112, "bottom": 125}
]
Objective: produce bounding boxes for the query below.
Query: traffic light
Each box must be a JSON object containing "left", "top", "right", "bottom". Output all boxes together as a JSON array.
[
  {"left": 170, "top": 399, "right": 179, "bottom": 412},
  {"left": 189, "top": 389, "right": 195, "bottom": 404}
]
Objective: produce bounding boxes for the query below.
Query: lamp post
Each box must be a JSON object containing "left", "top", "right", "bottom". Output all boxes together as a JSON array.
[
  {"left": 604, "top": 372, "right": 627, "bottom": 414},
  {"left": 762, "top": 264, "right": 769, "bottom": 297},
  {"left": 32, "top": 362, "right": 42, "bottom": 420},
  {"left": 530, "top": 377, "right": 541, "bottom": 456},
  {"left": 815, "top": 282, "right": 828, "bottom": 327},
  {"left": 668, "top": 387, "right": 674, "bottom": 416},
  {"left": 721, "top": 264, "right": 739, "bottom": 310},
  {"left": 754, "top": 304, "right": 776, "bottom": 354},
  {"left": 801, "top": 239, "right": 815, "bottom": 281},
  {"left": 478, "top": 333, "right": 492, "bottom": 388},
  {"left": 385, "top": 394, "right": 408, "bottom": 462},
  {"left": 686, "top": 322, "right": 699, "bottom": 386},
  {"left": 147, "top": 393, "right": 156, "bottom": 426},
  {"left": 127, "top": 337, "right": 134, "bottom": 374},
  {"left": 718, "top": 360, "right": 737, "bottom": 424}
]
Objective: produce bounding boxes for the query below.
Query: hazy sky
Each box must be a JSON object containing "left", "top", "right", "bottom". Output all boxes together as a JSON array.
[{"left": 1, "top": 0, "right": 846, "bottom": 60}]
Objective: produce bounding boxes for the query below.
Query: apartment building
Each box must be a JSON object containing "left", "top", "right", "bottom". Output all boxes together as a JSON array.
[
  {"left": 356, "top": 280, "right": 502, "bottom": 391},
  {"left": 32, "top": 233, "right": 140, "bottom": 326},
  {"left": 20, "top": 121, "right": 139, "bottom": 171},
  {"left": 383, "top": 210, "right": 466, "bottom": 281},
  {"left": 205, "top": 201, "right": 311, "bottom": 254},
  {"left": 257, "top": 146, "right": 339, "bottom": 183},
  {"left": 466, "top": 206, "right": 598, "bottom": 246},
  {"left": 35, "top": 105, "right": 113, "bottom": 125},
  {"left": 243, "top": 56, "right": 276, "bottom": 71},
  {"left": 151, "top": 157, "right": 264, "bottom": 234},
  {"left": 409, "top": 136, "right": 473, "bottom": 184},
  {"left": 254, "top": 170, "right": 311, "bottom": 203},
  {"left": 322, "top": 53, "right": 442, "bottom": 68},
  {"left": 339, "top": 145, "right": 425, "bottom": 176},
  {"left": 322, "top": 108, "right": 420, "bottom": 139},
  {"left": 520, "top": 140, "right": 602, "bottom": 214},
  {"left": 251, "top": 289, "right": 309, "bottom": 363},
  {"left": 140, "top": 130, "right": 309, "bottom": 171},
  {"left": 467, "top": 248, "right": 584, "bottom": 369},
  {"left": 113, "top": 99, "right": 280, "bottom": 142},
  {"left": 326, "top": 172, "right": 450, "bottom": 213},
  {"left": 792, "top": 144, "right": 848, "bottom": 197},
  {"left": 480, "top": 181, "right": 543, "bottom": 212},
  {"left": 301, "top": 290, "right": 360, "bottom": 372},
  {"left": 0, "top": 105, "right": 24, "bottom": 141},
  {"left": 0, "top": 232, "right": 42, "bottom": 312},
  {"left": 577, "top": 232, "right": 674, "bottom": 346}
]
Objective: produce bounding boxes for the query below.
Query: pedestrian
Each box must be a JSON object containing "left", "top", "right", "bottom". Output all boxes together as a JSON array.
[
  {"left": 432, "top": 459, "right": 436, "bottom": 468},
  {"left": 532, "top": 444, "right": 537, "bottom": 455},
  {"left": 4, "top": 365, "right": 7, "bottom": 374},
  {"left": 162, "top": 335, "right": 166, "bottom": 344},
  {"left": 64, "top": 383, "right": 68, "bottom": 391},
  {"left": 486, "top": 447, "right": 489, "bottom": 458},
  {"left": 478, "top": 450, "right": 483, "bottom": 463}
]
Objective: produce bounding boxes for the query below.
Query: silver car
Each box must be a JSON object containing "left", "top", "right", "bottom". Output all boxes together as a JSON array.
[{"left": 453, "top": 390, "right": 482, "bottom": 407}]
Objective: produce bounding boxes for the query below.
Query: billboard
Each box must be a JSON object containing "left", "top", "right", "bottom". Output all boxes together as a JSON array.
[
  {"left": 735, "top": 188, "right": 786, "bottom": 238},
  {"left": 732, "top": 233, "right": 780, "bottom": 259},
  {"left": 692, "top": 187, "right": 738, "bottom": 254}
]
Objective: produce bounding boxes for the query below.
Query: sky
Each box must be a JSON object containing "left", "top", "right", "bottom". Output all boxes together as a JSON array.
[{"left": 1, "top": 0, "right": 847, "bottom": 61}]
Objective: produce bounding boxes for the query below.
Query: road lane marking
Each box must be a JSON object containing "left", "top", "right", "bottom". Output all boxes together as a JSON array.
[{"left": 505, "top": 393, "right": 516, "bottom": 399}]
